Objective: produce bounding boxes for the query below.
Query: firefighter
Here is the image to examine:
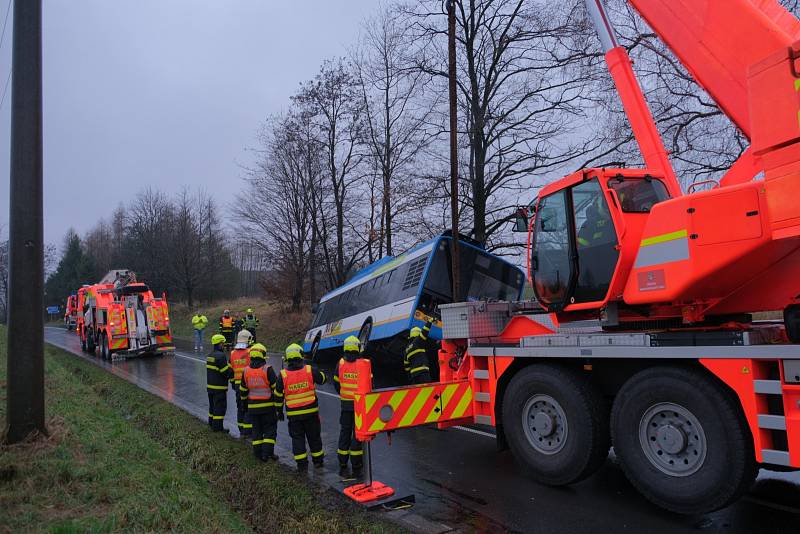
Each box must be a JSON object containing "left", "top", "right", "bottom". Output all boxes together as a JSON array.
[
  {"left": 191, "top": 311, "right": 208, "bottom": 351},
  {"left": 404, "top": 321, "right": 432, "bottom": 384},
  {"left": 578, "top": 195, "right": 613, "bottom": 247},
  {"left": 229, "top": 329, "right": 254, "bottom": 437},
  {"left": 275, "top": 343, "right": 327, "bottom": 470},
  {"left": 241, "top": 308, "right": 260, "bottom": 341},
  {"left": 206, "top": 334, "right": 232, "bottom": 432},
  {"left": 219, "top": 309, "right": 236, "bottom": 348},
  {"left": 240, "top": 343, "right": 279, "bottom": 461},
  {"left": 333, "top": 335, "right": 364, "bottom": 477}
]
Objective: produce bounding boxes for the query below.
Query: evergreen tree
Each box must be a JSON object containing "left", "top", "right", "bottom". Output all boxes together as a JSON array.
[{"left": 44, "top": 230, "right": 99, "bottom": 308}]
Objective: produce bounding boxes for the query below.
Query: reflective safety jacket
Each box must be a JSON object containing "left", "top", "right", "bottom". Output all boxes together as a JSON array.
[
  {"left": 206, "top": 349, "right": 232, "bottom": 392},
  {"left": 276, "top": 363, "right": 326, "bottom": 418},
  {"left": 404, "top": 322, "right": 431, "bottom": 378},
  {"left": 240, "top": 362, "right": 278, "bottom": 414},
  {"left": 242, "top": 314, "right": 259, "bottom": 330},
  {"left": 333, "top": 357, "right": 360, "bottom": 411},
  {"left": 219, "top": 315, "right": 235, "bottom": 331},
  {"left": 229, "top": 348, "right": 251, "bottom": 384},
  {"left": 192, "top": 314, "right": 208, "bottom": 330}
]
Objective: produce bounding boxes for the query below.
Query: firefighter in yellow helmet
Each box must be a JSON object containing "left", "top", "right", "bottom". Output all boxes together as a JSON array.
[
  {"left": 206, "top": 334, "right": 232, "bottom": 432},
  {"left": 275, "top": 343, "right": 327, "bottom": 470},
  {"left": 404, "top": 321, "right": 432, "bottom": 384},
  {"left": 334, "top": 335, "right": 365, "bottom": 477},
  {"left": 239, "top": 343, "right": 279, "bottom": 461},
  {"left": 241, "top": 308, "right": 260, "bottom": 341}
]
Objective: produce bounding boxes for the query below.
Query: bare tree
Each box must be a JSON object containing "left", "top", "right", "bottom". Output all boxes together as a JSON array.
[
  {"left": 236, "top": 114, "right": 318, "bottom": 310},
  {"left": 402, "top": 0, "right": 601, "bottom": 251},
  {"left": 168, "top": 188, "right": 205, "bottom": 307},
  {"left": 293, "top": 59, "right": 369, "bottom": 287},
  {"left": 352, "top": 3, "right": 439, "bottom": 257}
]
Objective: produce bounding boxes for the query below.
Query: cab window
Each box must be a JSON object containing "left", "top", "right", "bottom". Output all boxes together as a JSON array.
[{"left": 607, "top": 176, "right": 669, "bottom": 213}]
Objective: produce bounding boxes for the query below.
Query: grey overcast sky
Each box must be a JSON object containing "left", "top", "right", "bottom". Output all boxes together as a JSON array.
[{"left": 0, "top": 0, "right": 377, "bottom": 247}]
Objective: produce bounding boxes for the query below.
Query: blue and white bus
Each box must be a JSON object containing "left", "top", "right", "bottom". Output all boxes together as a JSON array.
[{"left": 303, "top": 232, "right": 525, "bottom": 361}]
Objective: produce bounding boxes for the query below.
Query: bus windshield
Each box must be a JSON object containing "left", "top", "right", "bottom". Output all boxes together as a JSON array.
[{"left": 418, "top": 239, "right": 524, "bottom": 318}]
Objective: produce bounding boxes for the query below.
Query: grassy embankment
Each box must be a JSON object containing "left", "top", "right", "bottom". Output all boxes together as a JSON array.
[
  {"left": 169, "top": 299, "right": 312, "bottom": 352},
  {"left": 0, "top": 326, "right": 402, "bottom": 533}
]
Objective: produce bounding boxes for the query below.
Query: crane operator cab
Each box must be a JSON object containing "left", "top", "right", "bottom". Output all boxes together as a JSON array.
[{"left": 515, "top": 168, "right": 671, "bottom": 318}]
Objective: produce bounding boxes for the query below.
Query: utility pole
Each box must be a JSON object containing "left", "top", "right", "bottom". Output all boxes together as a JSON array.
[
  {"left": 4, "top": 0, "right": 46, "bottom": 443},
  {"left": 447, "top": 0, "right": 461, "bottom": 303}
]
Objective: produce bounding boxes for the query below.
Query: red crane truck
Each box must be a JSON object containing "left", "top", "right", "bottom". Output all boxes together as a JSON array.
[
  {"left": 350, "top": 0, "right": 800, "bottom": 515},
  {"left": 78, "top": 270, "right": 174, "bottom": 360}
]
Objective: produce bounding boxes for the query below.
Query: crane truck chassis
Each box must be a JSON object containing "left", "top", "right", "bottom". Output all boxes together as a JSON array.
[
  {"left": 77, "top": 270, "right": 174, "bottom": 360},
  {"left": 352, "top": 301, "right": 800, "bottom": 514},
  {"left": 349, "top": 0, "right": 800, "bottom": 516}
]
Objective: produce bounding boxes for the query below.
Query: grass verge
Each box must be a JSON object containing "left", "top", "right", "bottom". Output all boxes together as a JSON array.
[{"left": 0, "top": 326, "right": 403, "bottom": 533}]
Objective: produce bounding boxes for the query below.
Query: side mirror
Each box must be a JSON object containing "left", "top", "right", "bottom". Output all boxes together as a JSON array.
[{"left": 512, "top": 206, "right": 530, "bottom": 232}]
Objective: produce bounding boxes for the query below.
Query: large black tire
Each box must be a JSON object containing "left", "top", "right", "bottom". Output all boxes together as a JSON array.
[
  {"left": 80, "top": 330, "right": 87, "bottom": 352},
  {"left": 502, "top": 364, "right": 610, "bottom": 485},
  {"left": 100, "top": 333, "right": 110, "bottom": 361},
  {"left": 310, "top": 335, "right": 321, "bottom": 362},
  {"left": 86, "top": 328, "right": 96, "bottom": 355},
  {"left": 358, "top": 321, "right": 372, "bottom": 354},
  {"left": 610, "top": 366, "right": 757, "bottom": 514}
]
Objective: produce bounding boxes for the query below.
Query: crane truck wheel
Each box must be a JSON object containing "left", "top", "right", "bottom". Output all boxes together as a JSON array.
[
  {"left": 502, "top": 364, "right": 610, "bottom": 485},
  {"left": 610, "top": 366, "right": 757, "bottom": 514}
]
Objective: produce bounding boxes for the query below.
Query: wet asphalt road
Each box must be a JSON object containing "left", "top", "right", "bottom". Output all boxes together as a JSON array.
[{"left": 45, "top": 327, "right": 800, "bottom": 533}]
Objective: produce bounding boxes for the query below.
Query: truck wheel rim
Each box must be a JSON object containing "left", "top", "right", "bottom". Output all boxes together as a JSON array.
[
  {"left": 638, "top": 402, "right": 707, "bottom": 477},
  {"left": 522, "top": 394, "right": 568, "bottom": 455}
]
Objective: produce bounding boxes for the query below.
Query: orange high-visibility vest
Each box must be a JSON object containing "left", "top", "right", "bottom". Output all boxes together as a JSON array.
[
  {"left": 221, "top": 316, "right": 234, "bottom": 329},
  {"left": 243, "top": 366, "right": 274, "bottom": 401},
  {"left": 229, "top": 349, "right": 250, "bottom": 383},
  {"left": 281, "top": 365, "right": 317, "bottom": 413},
  {"left": 338, "top": 358, "right": 359, "bottom": 402}
]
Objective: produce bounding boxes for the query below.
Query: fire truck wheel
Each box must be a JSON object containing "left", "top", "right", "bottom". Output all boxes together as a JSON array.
[
  {"left": 80, "top": 332, "right": 87, "bottom": 352},
  {"left": 86, "top": 328, "right": 96, "bottom": 355},
  {"left": 99, "top": 333, "right": 109, "bottom": 361},
  {"left": 611, "top": 366, "right": 757, "bottom": 514},
  {"left": 502, "top": 364, "right": 610, "bottom": 485}
]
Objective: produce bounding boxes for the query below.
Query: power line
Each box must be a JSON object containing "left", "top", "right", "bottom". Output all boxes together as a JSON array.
[
  {"left": 0, "top": 0, "right": 11, "bottom": 53},
  {"left": 0, "top": 69, "right": 10, "bottom": 111}
]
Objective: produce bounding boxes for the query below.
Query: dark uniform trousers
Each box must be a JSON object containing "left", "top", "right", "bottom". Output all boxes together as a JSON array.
[
  {"left": 337, "top": 408, "right": 363, "bottom": 468},
  {"left": 207, "top": 392, "right": 226, "bottom": 431},
  {"left": 249, "top": 411, "right": 277, "bottom": 460},
  {"left": 233, "top": 383, "right": 251, "bottom": 436},
  {"left": 288, "top": 414, "right": 324, "bottom": 466}
]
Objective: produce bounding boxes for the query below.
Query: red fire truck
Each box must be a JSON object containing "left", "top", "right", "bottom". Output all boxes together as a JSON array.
[
  {"left": 64, "top": 294, "right": 78, "bottom": 331},
  {"left": 78, "top": 270, "right": 174, "bottom": 360}
]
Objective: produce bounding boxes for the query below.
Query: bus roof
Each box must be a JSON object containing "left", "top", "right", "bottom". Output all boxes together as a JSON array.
[{"left": 318, "top": 232, "right": 495, "bottom": 304}]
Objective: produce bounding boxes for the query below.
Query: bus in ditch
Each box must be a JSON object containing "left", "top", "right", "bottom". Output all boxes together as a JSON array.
[{"left": 303, "top": 231, "right": 525, "bottom": 364}]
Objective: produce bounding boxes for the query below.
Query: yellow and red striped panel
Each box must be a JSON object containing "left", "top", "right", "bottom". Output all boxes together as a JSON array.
[
  {"left": 110, "top": 337, "right": 128, "bottom": 351},
  {"left": 354, "top": 380, "right": 473, "bottom": 439}
]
